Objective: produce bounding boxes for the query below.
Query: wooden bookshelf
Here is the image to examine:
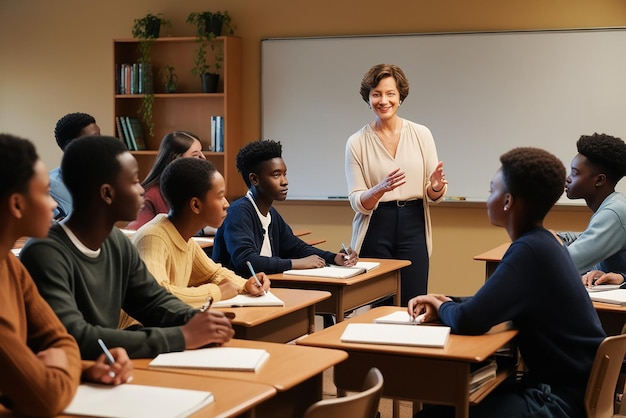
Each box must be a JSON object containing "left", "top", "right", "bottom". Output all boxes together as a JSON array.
[{"left": 113, "top": 36, "right": 245, "bottom": 199}]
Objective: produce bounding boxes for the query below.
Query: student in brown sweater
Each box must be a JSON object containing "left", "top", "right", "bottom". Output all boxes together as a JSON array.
[{"left": 0, "top": 134, "right": 132, "bottom": 417}]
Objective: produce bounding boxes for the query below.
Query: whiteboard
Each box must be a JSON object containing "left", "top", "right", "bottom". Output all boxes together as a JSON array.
[{"left": 261, "top": 28, "right": 626, "bottom": 201}]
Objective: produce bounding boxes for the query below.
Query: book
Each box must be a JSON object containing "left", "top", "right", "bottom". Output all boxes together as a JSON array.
[
  {"left": 210, "top": 115, "right": 217, "bottom": 151},
  {"left": 124, "top": 117, "right": 138, "bottom": 150},
  {"left": 212, "top": 290, "right": 285, "bottom": 307},
  {"left": 63, "top": 383, "right": 214, "bottom": 418},
  {"left": 586, "top": 284, "right": 622, "bottom": 292},
  {"left": 340, "top": 323, "right": 450, "bottom": 348},
  {"left": 149, "top": 347, "right": 270, "bottom": 372},
  {"left": 119, "top": 117, "right": 134, "bottom": 150},
  {"left": 283, "top": 261, "right": 380, "bottom": 279},
  {"left": 588, "top": 289, "right": 626, "bottom": 305},
  {"left": 469, "top": 359, "right": 497, "bottom": 394},
  {"left": 374, "top": 311, "right": 421, "bottom": 325},
  {"left": 128, "top": 117, "right": 146, "bottom": 150}
]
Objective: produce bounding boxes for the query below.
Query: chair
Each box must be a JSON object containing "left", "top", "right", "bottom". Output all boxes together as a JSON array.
[
  {"left": 303, "top": 367, "right": 384, "bottom": 418},
  {"left": 585, "top": 334, "right": 626, "bottom": 418}
]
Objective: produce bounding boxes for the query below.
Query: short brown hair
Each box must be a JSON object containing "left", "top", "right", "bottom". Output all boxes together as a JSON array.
[{"left": 359, "top": 64, "right": 410, "bottom": 104}]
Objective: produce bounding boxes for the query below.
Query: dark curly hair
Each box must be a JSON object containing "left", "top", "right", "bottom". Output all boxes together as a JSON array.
[
  {"left": 576, "top": 133, "right": 626, "bottom": 184},
  {"left": 236, "top": 140, "right": 282, "bottom": 188},
  {"left": 61, "top": 136, "right": 128, "bottom": 210},
  {"left": 0, "top": 133, "right": 39, "bottom": 201},
  {"left": 359, "top": 64, "right": 410, "bottom": 104},
  {"left": 161, "top": 157, "right": 217, "bottom": 214},
  {"left": 54, "top": 112, "right": 97, "bottom": 151},
  {"left": 500, "top": 147, "right": 565, "bottom": 221}
]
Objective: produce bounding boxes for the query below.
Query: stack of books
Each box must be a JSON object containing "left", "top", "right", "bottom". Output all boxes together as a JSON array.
[
  {"left": 469, "top": 359, "right": 498, "bottom": 394},
  {"left": 115, "top": 116, "right": 146, "bottom": 151},
  {"left": 210, "top": 115, "right": 224, "bottom": 152}
]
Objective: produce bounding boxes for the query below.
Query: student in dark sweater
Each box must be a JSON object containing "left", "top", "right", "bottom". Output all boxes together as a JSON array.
[
  {"left": 212, "top": 139, "right": 357, "bottom": 278},
  {"left": 409, "top": 147, "right": 605, "bottom": 418},
  {"left": 21, "top": 136, "right": 234, "bottom": 360}
]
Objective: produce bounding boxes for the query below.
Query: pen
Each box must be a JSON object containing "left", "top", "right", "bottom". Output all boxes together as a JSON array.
[
  {"left": 246, "top": 261, "right": 267, "bottom": 295},
  {"left": 200, "top": 296, "right": 213, "bottom": 312},
  {"left": 97, "top": 338, "right": 116, "bottom": 378},
  {"left": 341, "top": 242, "right": 350, "bottom": 260}
]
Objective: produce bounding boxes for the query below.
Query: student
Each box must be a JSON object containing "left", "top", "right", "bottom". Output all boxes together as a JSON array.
[
  {"left": 408, "top": 147, "right": 605, "bottom": 418},
  {"left": 212, "top": 139, "right": 357, "bottom": 278},
  {"left": 131, "top": 157, "right": 270, "bottom": 310},
  {"left": 20, "top": 136, "right": 234, "bottom": 360},
  {"left": 0, "top": 134, "right": 132, "bottom": 417},
  {"left": 556, "top": 133, "right": 626, "bottom": 275},
  {"left": 50, "top": 112, "right": 101, "bottom": 220}
]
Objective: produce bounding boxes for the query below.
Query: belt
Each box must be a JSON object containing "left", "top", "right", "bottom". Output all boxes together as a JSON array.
[{"left": 378, "top": 199, "right": 422, "bottom": 208}]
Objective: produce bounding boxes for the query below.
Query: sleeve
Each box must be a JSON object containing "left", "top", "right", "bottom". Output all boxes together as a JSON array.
[
  {"left": 0, "top": 262, "right": 81, "bottom": 417},
  {"left": 345, "top": 131, "right": 376, "bottom": 216},
  {"left": 564, "top": 209, "right": 626, "bottom": 273},
  {"left": 272, "top": 213, "right": 337, "bottom": 265},
  {"left": 556, "top": 231, "right": 582, "bottom": 246},
  {"left": 21, "top": 238, "right": 193, "bottom": 360}
]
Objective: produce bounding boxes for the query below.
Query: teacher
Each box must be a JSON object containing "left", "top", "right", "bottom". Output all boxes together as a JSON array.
[{"left": 345, "top": 64, "right": 447, "bottom": 305}]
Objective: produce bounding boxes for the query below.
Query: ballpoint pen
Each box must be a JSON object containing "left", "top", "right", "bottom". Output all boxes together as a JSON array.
[
  {"left": 341, "top": 242, "right": 350, "bottom": 260},
  {"left": 200, "top": 296, "right": 213, "bottom": 312},
  {"left": 97, "top": 338, "right": 116, "bottom": 378},
  {"left": 246, "top": 261, "right": 267, "bottom": 295}
]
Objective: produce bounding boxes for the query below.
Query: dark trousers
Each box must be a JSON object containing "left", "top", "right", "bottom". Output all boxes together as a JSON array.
[{"left": 360, "top": 202, "right": 429, "bottom": 306}]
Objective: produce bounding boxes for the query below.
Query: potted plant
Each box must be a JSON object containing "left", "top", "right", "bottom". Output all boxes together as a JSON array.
[
  {"left": 187, "top": 11, "right": 234, "bottom": 93},
  {"left": 161, "top": 65, "right": 178, "bottom": 93}
]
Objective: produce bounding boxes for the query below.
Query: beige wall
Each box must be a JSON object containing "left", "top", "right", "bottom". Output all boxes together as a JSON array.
[{"left": 0, "top": 0, "right": 621, "bottom": 296}]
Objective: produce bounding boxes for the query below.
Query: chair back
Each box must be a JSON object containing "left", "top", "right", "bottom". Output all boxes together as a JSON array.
[
  {"left": 303, "top": 367, "right": 384, "bottom": 418},
  {"left": 585, "top": 334, "right": 626, "bottom": 418}
]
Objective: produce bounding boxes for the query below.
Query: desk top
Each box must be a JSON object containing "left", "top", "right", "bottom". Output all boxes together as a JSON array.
[
  {"left": 473, "top": 243, "right": 510, "bottom": 262},
  {"left": 214, "top": 288, "right": 330, "bottom": 327},
  {"left": 0, "top": 368, "right": 275, "bottom": 418},
  {"left": 134, "top": 338, "right": 348, "bottom": 392},
  {"left": 297, "top": 306, "right": 517, "bottom": 363},
  {"left": 268, "top": 258, "right": 410, "bottom": 285}
]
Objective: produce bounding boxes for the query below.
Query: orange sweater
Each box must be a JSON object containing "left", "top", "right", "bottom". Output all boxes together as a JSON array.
[{"left": 0, "top": 253, "right": 81, "bottom": 417}]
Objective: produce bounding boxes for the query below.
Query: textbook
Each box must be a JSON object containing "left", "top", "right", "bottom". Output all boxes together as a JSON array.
[
  {"left": 63, "top": 383, "right": 214, "bottom": 418},
  {"left": 212, "top": 291, "right": 285, "bottom": 307},
  {"left": 340, "top": 323, "right": 450, "bottom": 348},
  {"left": 588, "top": 288, "right": 626, "bottom": 306},
  {"left": 283, "top": 261, "right": 380, "bottom": 279},
  {"left": 150, "top": 347, "right": 270, "bottom": 372}
]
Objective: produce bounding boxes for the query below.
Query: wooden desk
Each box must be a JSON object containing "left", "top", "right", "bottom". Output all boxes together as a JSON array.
[
  {"left": 268, "top": 258, "right": 409, "bottom": 322},
  {"left": 473, "top": 243, "right": 510, "bottom": 280},
  {"left": 297, "top": 306, "right": 518, "bottom": 418},
  {"left": 0, "top": 368, "right": 276, "bottom": 418},
  {"left": 292, "top": 229, "right": 311, "bottom": 237},
  {"left": 134, "top": 339, "right": 348, "bottom": 418},
  {"left": 214, "top": 288, "right": 330, "bottom": 342}
]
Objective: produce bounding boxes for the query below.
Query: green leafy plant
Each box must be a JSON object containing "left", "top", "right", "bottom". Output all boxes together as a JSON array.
[
  {"left": 186, "top": 11, "right": 234, "bottom": 77},
  {"left": 161, "top": 65, "right": 178, "bottom": 93}
]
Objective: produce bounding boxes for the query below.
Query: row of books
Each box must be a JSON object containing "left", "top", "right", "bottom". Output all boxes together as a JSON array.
[
  {"left": 210, "top": 115, "right": 224, "bottom": 152},
  {"left": 115, "top": 116, "right": 146, "bottom": 151},
  {"left": 116, "top": 63, "right": 153, "bottom": 95}
]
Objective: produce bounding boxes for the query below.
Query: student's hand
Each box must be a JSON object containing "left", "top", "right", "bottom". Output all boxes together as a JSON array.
[
  {"left": 83, "top": 347, "right": 133, "bottom": 385},
  {"left": 37, "top": 347, "right": 69, "bottom": 371},
  {"left": 218, "top": 279, "right": 240, "bottom": 300},
  {"left": 244, "top": 272, "right": 271, "bottom": 295},
  {"left": 582, "top": 270, "right": 625, "bottom": 287},
  {"left": 292, "top": 255, "right": 326, "bottom": 269},
  {"left": 334, "top": 247, "right": 358, "bottom": 267},
  {"left": 182, "top": 310, "right": 234, "bottom": 349},
  {"left": 407, "top": 294, "right": 451, "bottom": 322}
]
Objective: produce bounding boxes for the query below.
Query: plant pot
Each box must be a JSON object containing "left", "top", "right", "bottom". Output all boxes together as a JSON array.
[
  {"left": 164, "top": 81, "right": 177, "bottom": 93},
  {"left": 201, "top": 72, "right": 219, "bottom": 93},
  {"left": 145, "top": 20, "right": 161, "bottom": 38},
  {"left": 204, "top": 16, "right": 223, "bottom": 37}
]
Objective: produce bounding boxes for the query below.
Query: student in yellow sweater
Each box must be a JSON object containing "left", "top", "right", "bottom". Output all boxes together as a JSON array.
[
  {"left": 132, "top": 157, "right": 270, "bottom": 309},
  {"left": 0, "top": 134, "right": 132, "bottom": 417}
]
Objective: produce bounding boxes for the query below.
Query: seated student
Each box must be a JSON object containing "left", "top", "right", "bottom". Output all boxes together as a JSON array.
[
  {"left": 126, "top": 131, "right": 214, "bottom": 236},
  {"left": 212, "top": 139, "right": 358, "bottom": 278},
  {"left": 0, "top": 134, "right": 132, "bottom": 417},
  {"left": 556, "top": 133, "right": 626, "bottom": 275},
  {"left": 131, "top": 157, "right": 270, "bottom": 310},
  {"left": 408, "top": 147, "right": 605, "bottom": 418},
  {"left": 50, "top": 112, "right": 101, "bottom": 220},
  {"left": 20, "top": 136, "right": 234, "bottom": 360}
]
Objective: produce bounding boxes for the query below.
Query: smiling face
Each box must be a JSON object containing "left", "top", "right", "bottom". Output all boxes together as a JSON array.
[
  {"left": 565, "top": 153, "right": 598, "bottom": 200},
  {"left": 182, "top": 139, "right": 206, "bottom": 160},
  {"left": 20, "top": 159, "right": 57, "bottom": 238},
  {"left": 368, "top": 76, "right": 400, "bottom": 122},
  {"left": 252, "top": 157, "right": 289, "bottom": 202},
  {"left": 198, "top": 171, "right": 229, "bottom": 228}
]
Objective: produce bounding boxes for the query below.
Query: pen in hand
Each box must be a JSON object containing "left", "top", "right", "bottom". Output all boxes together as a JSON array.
[
  {"left": 246, "top": 261, "right": 267, "bottom": 295},
  {"left": 341, "top": 242, "right": 350, "bottom": 261},
  {"left": 97, "top": 338, "right": 116, "bottom": 378},
  {"left": 200, "top": 296, "right": 213, "bottom": 313}
]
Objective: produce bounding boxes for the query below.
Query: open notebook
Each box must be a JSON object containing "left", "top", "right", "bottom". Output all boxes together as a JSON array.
[
  {"left": 588, "top": 288, "right": 626, "bottom": 306},
  {"left": 340, "top": 323, "right": 450, "bottom": 348},
  {"left": 283, "top": 261, "right": 380, "bottom": 279},
  {"left": 212, "top": 290, "right": 285, "bottom": 307},
  {"left": 149, "top": 347, "right": 270, "bottom": 372},
  {"left": 63, "top": 383, "right": 214, "bottom": 418}
]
